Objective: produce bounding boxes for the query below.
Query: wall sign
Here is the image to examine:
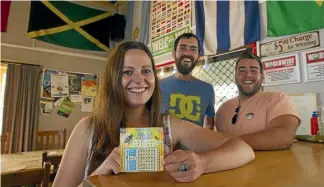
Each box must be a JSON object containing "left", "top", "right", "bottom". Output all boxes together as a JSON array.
[
  {"left": 302, "top": 48, "right": 324, "bottom": 82},
  {"left": 260, "top": 31, "right": 320, "bottom": 57},
  {"left": 150, "top": 0, "right": 191, "bottom": 57},
  {"left": 262, "top": 54, "right": 301, "bottom": 86}
]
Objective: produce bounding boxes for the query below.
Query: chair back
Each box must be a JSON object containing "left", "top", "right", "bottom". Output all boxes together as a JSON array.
[
  {"left": 1, "top": 132, "right": 11, "bottom": 154},
  {"left": 1, "top": 161, "right": 51, "bottom": 187},
  {"left": 42, "top": 151, "right": 62, "bottom": 181},
  {"left": 35, "top": 129, "right": 66, "bottom": 150}
]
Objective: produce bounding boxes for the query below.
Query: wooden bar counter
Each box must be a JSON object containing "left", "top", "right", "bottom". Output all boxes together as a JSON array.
[{"left": 84, "top": 142, "right": 324, "bottom": 187}]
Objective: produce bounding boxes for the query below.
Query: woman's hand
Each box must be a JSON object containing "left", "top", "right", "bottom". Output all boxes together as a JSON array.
[
  {"left": 91, "top": 147, "right": 121, "bottom": 176},
  {"left": 163, "top": 149, "right": 206, "bottom": 182}
]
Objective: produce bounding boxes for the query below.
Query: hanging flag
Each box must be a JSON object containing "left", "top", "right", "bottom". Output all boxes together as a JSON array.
[
  {"left": 125, "top": 1, "right": 150, "bottom": 44},
  {"left": 26, "top": 1, "right": 126, "bottom": 52},
  {"left": 1, "top": 0, "right": 11, "bottom": 32},
  {"left": 194, "top": 1, "right": 260, "bottom": 55},
  {"left": 267, "top": 1, "right": 324, "bottom": 37}
]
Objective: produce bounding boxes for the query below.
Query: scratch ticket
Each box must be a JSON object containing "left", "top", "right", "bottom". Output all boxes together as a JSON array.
[{"left": 120, "top": 127, "right": 164, "bottom": 172}]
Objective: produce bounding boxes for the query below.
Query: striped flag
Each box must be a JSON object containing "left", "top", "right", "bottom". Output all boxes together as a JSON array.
[
  {"left": 125, "top": 1, "right": 150, "bottom": 45},
  {"left": 194, "top": 1, "right": 260, "bottom": 55}
]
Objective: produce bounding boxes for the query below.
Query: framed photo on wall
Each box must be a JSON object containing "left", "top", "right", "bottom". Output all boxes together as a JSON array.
[
  {"left": 262, "top": 54, "right": 301, "bottom": 86},
  {"left": 302, "top": 48, "right": 324, "bottom": 82}
]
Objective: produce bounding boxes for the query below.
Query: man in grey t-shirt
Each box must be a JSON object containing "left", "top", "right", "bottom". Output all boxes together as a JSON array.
[{"left": 160, "top": 33, "right": 215, "bottom": 129}]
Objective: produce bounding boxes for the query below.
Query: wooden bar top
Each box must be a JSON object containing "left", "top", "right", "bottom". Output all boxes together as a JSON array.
[{"left": 84, "top": 142, "right": 324, "bottom": 187}]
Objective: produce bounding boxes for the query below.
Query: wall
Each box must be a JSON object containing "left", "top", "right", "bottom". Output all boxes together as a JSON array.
[
  {"left": 260, "top": 29, "right": 324, "bottom": 106},
  {"left": 1, "top": 1, "right": 109, "bottom": 139}
]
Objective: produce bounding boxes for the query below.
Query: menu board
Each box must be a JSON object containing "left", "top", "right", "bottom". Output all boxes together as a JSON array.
[
  {"left": 262, "top": 54, "right": 301, "bottom": 86},
  {"left": 302, "top": 48, "right": 324, "bottom": 82}
]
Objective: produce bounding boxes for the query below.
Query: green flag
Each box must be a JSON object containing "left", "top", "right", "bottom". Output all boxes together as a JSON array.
[{"left": 267, "top": 1, "right": 324, "bottom": 36}]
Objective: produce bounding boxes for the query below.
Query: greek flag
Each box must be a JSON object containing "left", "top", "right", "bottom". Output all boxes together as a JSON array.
[{"left": 194, "top": 1, "right": 260, "bottom": 55}]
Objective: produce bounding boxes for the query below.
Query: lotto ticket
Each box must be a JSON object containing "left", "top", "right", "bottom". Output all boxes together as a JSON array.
[{"left": 120, "top": 127, "right": 164, "bottom": 172}]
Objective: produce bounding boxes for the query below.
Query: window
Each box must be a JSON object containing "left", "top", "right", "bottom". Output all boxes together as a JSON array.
[
  {"left": 0, "top": 64, "right": 7, "bottom": 135},
  {"left": 192, "top": 58, "right": 238, "bottom": 111}
]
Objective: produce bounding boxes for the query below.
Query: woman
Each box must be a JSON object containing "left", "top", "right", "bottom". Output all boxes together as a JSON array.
[{"left": 53, "top": 41, "right": 254, "bottom": 187}]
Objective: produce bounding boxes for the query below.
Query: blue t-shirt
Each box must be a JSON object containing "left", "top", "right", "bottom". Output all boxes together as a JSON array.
[{"left": 160, "top": 75, "right": 215, "bottom": 127}]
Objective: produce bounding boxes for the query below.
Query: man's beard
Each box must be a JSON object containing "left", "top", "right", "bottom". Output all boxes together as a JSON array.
[
  {"left": 175, "top": 55, "right": 198, "bottom": 75},
  {"left": 237, "top": 82, "right": 262, "bottom": 97}
]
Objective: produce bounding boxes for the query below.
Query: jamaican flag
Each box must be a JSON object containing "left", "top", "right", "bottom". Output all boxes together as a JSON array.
[{"left": 26, "top": 1, "right": 126, "bottom": 51}]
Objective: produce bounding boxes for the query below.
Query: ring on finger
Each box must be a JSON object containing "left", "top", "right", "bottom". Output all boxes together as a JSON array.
[{"left": 178, "top": 161, "right": 190, "bottom": 172}]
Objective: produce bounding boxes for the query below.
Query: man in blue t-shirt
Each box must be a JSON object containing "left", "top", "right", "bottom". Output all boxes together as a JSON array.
[{"left": 160, "top": 33, "right": 215, "bottom": 129}]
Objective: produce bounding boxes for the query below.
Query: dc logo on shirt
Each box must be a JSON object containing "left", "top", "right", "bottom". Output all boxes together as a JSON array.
[{"left": 169, "top": 93, "right": 201, "bottom": 121}]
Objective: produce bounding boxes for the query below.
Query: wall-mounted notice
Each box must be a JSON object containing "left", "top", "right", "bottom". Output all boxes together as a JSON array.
[
  {"left": 260, "top": 31, "right": 320, "bottom": 58},
  {"left": 40, "top": 99, "right": 53, "bottom": 115},
  {"left": 68, "top": 74, "right": 82, "bottom": 94},
  {"left": 81, "top": 97, "right": 94, "bottom": 112},
  {"left": 41, "top": 69, "right": 97, "bottom": 100},
  {"left": 82, "top": 75, "right": 97, "bottom": 97},
  {"left": 57, "top": 98, "right": 74, "bottom": 118},
  {"left": 42, "top": 70, "right": 57, "bottom": 99},
  {"left": 262, "top": 54, "right": 301, "bottom": 86},
  {"left": 302, "top": 48, "right": 324, "bottom": 82},
  {"left": 51, "top": 74, "right": 69, "bottom": 97}
]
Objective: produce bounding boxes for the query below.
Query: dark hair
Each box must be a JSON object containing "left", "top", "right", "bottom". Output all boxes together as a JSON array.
[
  {"left": 87, "top": 41, "right": 163, "bottom": 175},
  {"left": 173, "top": 33, "right": 201, "bottom": 53},
  {"left": 235, "top": 51, "right": 263, "bottom": 73}
]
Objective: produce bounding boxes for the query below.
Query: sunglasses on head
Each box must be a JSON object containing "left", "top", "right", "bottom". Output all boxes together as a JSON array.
[{"left": 232, "top": 105, "right": 241, "bottom": 125}]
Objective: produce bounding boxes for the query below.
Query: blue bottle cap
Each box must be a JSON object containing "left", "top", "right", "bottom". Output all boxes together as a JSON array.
[{"left": 312, "top": 112, "right": 318, "bottom": 118}]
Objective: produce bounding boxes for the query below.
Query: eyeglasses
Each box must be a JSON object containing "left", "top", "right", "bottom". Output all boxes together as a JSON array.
[{"left": 232, "top": 105, "right": 241, "bottom": 125}]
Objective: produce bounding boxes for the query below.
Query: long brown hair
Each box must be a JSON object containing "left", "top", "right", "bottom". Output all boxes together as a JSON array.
[{"left": 87, "top": 41, "right": 162, "bottom": 175}]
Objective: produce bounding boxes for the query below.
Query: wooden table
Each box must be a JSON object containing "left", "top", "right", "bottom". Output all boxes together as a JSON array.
[
  {"left": 1, "top": 149, "right": 64, "bottom": 174},
  {"left": 84, "top": 142, "right": 324, "bottom": 187}
]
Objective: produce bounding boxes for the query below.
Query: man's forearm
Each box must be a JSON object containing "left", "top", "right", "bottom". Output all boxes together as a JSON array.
[
  {"left": 199, "top": 138, "right": 255, "bottom": 173},
  {"left": 239, "top": 126, "right": 295, "bottom": 151},
  {"left": 204, "top": 117, "right": 215, "bottom": 130},
  {"left": 205, "top": 123, "right": 214, "bottom": 130}
]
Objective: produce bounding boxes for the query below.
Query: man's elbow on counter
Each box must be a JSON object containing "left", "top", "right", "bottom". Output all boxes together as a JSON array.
[
  {"left": 246, "top": 145, "right": 256, "bottom": 163},
  {"left": 279, "top": 138, "right": 295, "bottom": 150},
  {"left": 236, "top": 138, "right": 255, "bottom": 164}
]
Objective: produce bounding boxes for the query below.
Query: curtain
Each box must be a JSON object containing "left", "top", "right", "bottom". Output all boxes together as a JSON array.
[{"left": 2, "top": 63, "right": 42, "bottom": 153}]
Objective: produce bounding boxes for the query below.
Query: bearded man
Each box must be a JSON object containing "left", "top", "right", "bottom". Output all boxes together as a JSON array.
[
  {"left": 160, "top": 33, "right": 216, "bottom": 130},
  {"left": 215, "top": 51, "right": 301, "bottom": 150}
]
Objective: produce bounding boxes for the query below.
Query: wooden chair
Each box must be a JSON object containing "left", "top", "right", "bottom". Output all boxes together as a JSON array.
[
  {"left": 34, "top": 128, "right": 66, "bottom": 151},
  {"left": 1, "top": 132, "right": 11, "bottom": 154},
  {"left": 42, "top": 151, "right": 62, "bottom": 182},
  {"left": 1, "top": 161, "right": 51, "bottom": 187}
]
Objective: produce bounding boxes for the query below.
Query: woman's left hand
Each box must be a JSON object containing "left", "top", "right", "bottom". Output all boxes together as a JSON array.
[{"left": 163, "top": 149, "right": 205, "bottom": 182}]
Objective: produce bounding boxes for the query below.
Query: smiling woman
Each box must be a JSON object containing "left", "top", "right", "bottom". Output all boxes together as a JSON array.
[
  {"left": 53, "top": 41, "right": 255, "bottom": 187},
  {"left": 122, "top": 49, "right": 156, "bottom": 108}
]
